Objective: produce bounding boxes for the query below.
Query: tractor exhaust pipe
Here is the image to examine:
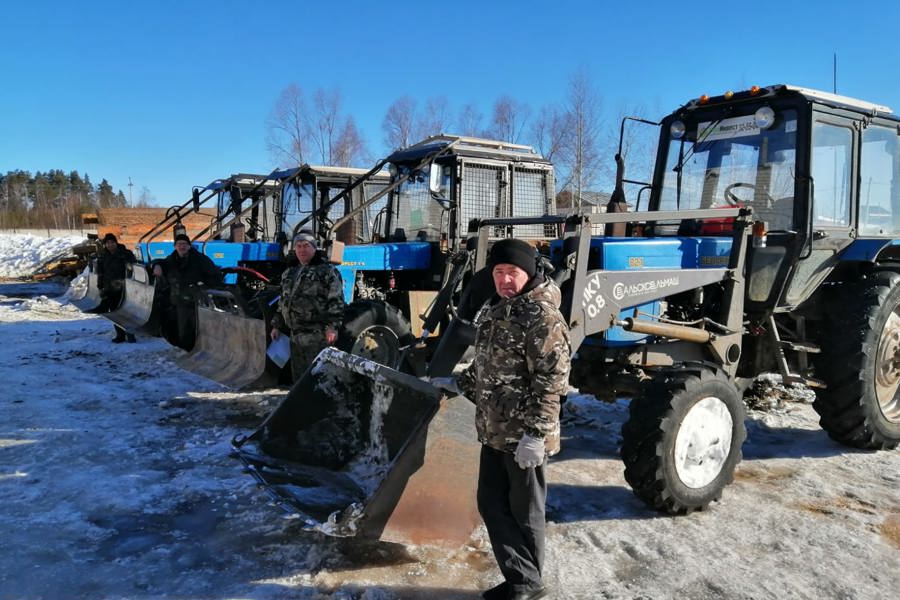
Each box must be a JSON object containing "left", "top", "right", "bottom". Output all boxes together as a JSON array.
[{"left": 616, "top": 318, "right": 713, "bottom": 344}]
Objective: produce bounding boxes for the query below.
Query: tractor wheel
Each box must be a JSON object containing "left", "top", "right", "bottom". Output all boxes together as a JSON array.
[
  {"left": 621, "top": 365, "right": 746, "bottom": 514},
  {"left": 338, "top": 300, "right": 414, "bottom": 368},
  {"left": 812, "top": 271, "right": 900, "bottom": 449}
]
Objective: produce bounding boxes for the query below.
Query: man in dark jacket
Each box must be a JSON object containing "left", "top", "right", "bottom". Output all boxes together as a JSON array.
[
  {"left": 457, "top": 238, "right": 571, "bottom": 600},
  {"left": 152, "top": 233, "right": 222, "bottom": 350},
  {"left": 95, "top": 233, "right": 137, "bottom": 343},
  {"left": 270, "top": 231, "right": 345, "bottom": 380}
]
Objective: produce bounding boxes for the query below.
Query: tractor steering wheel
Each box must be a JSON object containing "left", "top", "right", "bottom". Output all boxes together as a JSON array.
[{"left": 724, "top": 182, "right": 774, "bottom": 208}]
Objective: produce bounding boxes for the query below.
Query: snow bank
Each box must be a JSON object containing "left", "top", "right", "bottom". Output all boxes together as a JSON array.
[{"left": 0, "top": 233, "right": 86, "bottom": 278}]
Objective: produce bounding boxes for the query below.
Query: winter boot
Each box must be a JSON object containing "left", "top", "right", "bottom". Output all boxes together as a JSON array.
[
  {"left": 481, "top": 581, "right": 508, "bottom": 600},
  {"left": 112, "top": 331, "right": 127, "bottom": 343}
]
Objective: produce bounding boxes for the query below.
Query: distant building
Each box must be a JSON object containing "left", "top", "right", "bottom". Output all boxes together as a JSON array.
[{"left": 555, "top": 190, "right": 613, "bottom": 212}]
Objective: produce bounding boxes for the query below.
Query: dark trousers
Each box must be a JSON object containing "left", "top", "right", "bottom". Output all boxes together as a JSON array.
[
  {"left": 175, "top": 304, "right": 196, "bottom": 351},
  {"left": 477, "top": 445, "right": 547, "bottom": 592}
]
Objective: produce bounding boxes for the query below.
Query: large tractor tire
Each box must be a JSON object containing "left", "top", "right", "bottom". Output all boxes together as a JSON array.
[
  {"left": 621, "top": 365, "right": 746, "bottom": 514},
  {"left": 812, "top": 271, "right": 900, "bottom": 449},
  {"left": 337, "top": 300, "right": 415, "bottom": 369}
]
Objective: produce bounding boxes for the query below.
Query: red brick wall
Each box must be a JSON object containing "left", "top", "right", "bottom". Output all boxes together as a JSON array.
[{"left": 90, "top": 208, "right": 218, "bottom": 250}]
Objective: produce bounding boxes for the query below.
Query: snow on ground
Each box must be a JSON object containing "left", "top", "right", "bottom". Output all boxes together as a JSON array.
[
  {"left": 0, "top": 233, "right": 86, "bottom": 278},
  {"left": 0, "top": 269, "right": 898, "bottom": 597}
]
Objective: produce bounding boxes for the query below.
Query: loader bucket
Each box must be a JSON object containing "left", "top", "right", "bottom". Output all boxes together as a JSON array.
[
  {"left": 70, "top": 266, "right": 104, "bottom": 312},
  {"left": 176, "top": 289, "right": 270, "bottom": 389},
  {"left": 103, "top": 264, "right": 157, "bottom": 331},
  {"left": 232, "top": 347, "right": 480, "bottom": 548}
]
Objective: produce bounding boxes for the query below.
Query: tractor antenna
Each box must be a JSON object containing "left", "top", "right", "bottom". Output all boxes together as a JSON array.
[{"left": 833, "top": 52, "right": 837, "bottom": 94}]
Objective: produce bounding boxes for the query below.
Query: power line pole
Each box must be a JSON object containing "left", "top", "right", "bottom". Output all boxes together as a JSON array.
[{"left": 128, "top": 177, "right": 133, "bottom": 206}]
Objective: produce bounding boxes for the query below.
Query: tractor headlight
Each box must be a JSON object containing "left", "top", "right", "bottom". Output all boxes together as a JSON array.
[
  {"left": 670, "top": 120, "right": 686, "bottom": 140},
  {"left": 754, "top": 107, "right": 776, "bottom": 130}
]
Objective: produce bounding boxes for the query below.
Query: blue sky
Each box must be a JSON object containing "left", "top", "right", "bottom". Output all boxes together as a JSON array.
[{"left": 2, "top": 0, "right": 899, "bottom": 206}]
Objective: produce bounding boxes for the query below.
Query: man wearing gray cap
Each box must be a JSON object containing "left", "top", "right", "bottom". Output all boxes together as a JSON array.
[{"left": 270, "top": 231, "right": 345, "bottom": 380}]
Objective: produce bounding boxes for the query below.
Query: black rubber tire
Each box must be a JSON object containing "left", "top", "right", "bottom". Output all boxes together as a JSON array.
[
  {"left": 812, "top": 271, "right": 900, "bottom": 449},
  {"left": 621, "top": 365, "right": 746, "bottom": 514},
  {"left": 337, "top": 300, "right": 415, "bottom": 369}
]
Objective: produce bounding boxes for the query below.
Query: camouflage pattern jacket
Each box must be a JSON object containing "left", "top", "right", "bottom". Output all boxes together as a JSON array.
[
  {"left": 458, "top": 277, "right": 571, "bottom": 455},
  {"left": 272, "top": 254, "right": 345, "bottom": 333}
]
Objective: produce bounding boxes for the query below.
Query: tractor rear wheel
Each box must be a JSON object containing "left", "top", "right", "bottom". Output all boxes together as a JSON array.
[
  {"left": 812, "top": 271, "right": 900, "bottom": 449},
  {"left": 338, "top": 300, "right": 414, "bottom": 369},
  {"left": 621, "top": 365, "right": 746, "bottom": 514}
]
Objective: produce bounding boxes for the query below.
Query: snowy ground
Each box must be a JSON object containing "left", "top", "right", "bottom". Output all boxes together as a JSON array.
[
  {"left": 0, "top": 237, "right": 898, "bottom": 599},
  {"left": 0, "top": 233, "right": 85, "bottom": 278}
]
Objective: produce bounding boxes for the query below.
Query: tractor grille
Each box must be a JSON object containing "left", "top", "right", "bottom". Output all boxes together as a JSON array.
[
  {"left": 459, "top": 163, "right": 506, "bottom": 238},
  {"left": 512, "top": 165, "right": 555, "bottom": 238},
  {"left": 459, "top": 162, "right": 555, "bottom": 239}
]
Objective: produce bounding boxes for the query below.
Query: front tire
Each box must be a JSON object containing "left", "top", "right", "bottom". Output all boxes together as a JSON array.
[
  {"left": 337, "top": 300, "right": 414, "bottom": 368},
  {"left": 812, "top": 271, "right": 900, "bottom": 449},
  {"left": 621, "top": 365, "right": 746, "bottom": 514}
]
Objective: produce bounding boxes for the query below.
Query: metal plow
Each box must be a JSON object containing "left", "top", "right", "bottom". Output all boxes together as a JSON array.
[
  {"left": 176, "top": 289, "right": 270, "bottom": 389},
  {"left": 232, "top": 347, "right": 480, "bottom": 548},
  {"left": 69, "top": 266, "right": 104, "bottom": 312},
  {"left": 104, "top": 264, "right": 157, "bottom": 331}
]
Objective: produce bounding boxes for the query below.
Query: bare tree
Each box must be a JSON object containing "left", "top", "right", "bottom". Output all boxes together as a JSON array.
[
  {"left": 267, "top": 84, "right": 367, "bottom": 167},
  {"left": 456, "top": 103, "right": 483, "bottom": 137},
  {"left": 414, "top": 96, "right": 452, "bottom": 140},
  {"left": 308, "top": 88, "right": 343, "bottom": 164},
  {"left": 266, "top": 84, "right": 307, "bottom": 167},
  {"left": 333, "top": 117, "right": 367, "bottom": 167},
  {"left": 382, "top": 96, "right": 417, "bottom": 150},
  {"left": 487, "top": 95, "right": 532, "bottom": 143},
  {"left": 561, "top": 70, "right": 605, "bottom": 207},
  {"left": 530, "top": 104, "right": 572, "bottom": 163},
  {"left": 136, "top": 186, "right": 155, "bottom": 208}
]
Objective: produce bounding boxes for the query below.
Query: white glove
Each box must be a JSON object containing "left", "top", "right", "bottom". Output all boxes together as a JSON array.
[
  {"left": 428, "top": 376, "right": 460, "bottom": 395},
  {"left": 514, "top": 433, "right": 545, "bottom": 469}
]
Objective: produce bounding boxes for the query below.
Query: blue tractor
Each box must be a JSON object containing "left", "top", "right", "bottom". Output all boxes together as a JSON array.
[{"left": 234, "top": 86, "right": 900, "bottom": 548}]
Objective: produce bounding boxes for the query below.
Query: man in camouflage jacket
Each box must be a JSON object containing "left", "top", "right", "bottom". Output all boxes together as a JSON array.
[
  {"left": 270, "top": 231, "right": 345, "bottom": 380},
  {"left": 457, "top": 238, "right": 570, "bottom": 600}
]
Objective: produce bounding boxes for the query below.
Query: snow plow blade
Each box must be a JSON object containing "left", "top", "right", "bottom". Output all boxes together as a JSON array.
[
  {"left": 232, "top": 347, "right": 480, "bottom": 548},
  {"left": 70, "top": 266, "right": 104, "bottom": 312},
  {"left": 176, "top": 289, "right": 270, "bottom": 389},
  {"left": 103, "top": 264, "right": 157, "bottom": 331}
]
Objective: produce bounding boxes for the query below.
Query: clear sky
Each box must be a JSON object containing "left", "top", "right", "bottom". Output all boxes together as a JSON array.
[{"left": 3, "top": 0, "right": 899, "bottom": 206}]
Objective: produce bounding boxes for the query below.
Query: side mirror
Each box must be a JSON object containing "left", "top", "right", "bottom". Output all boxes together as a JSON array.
[
  {"left": 428, "top": 164, "right": 443, "bottom": 195},
  {"left": 192, "top": 189, "right": 201, "bottom": 212}
]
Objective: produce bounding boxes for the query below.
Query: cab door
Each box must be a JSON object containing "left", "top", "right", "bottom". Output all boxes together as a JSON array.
[{"left": 781, "top": 112, "right": 858, "bottom": 307}]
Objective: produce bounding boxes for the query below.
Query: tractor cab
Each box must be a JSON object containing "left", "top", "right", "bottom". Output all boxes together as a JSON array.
[{"left": 648, "top": 84, "right": 900, "bottom": 315}]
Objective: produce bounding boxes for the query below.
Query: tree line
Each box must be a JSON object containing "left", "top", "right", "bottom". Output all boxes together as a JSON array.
[
  {"left": 266, "top": 69, "right": 661, "bottom": 209},
  {"left": 0, "top": 170, "right": 145, "bottom": 230}
]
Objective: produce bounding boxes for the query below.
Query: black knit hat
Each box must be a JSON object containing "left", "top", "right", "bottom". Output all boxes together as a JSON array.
[
  {"left": 174, "top": 233, "right": 191, "bottom": 243},
  {"left": 488, "top": 238, "right": 537, "bottom": 278},
  {"left": 102, "top": 233, "right": 117, "bottom": 243}
]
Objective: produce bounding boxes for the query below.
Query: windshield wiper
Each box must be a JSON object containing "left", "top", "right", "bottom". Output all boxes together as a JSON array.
[{"left": 672, "top": 118, "right": 723, "bottom": 174}]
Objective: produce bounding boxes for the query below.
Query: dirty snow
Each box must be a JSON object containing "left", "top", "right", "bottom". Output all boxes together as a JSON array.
[
  {"left": 0, "top": 234, "right": 898, "bottom": 599},
  {"left": 0, "top": 233, "right": 85, "bottom": 278}
]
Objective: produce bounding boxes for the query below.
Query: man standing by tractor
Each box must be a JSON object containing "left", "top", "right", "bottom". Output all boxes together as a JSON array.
[
  {"left": 270, "top": 231, "right": 345, "bottom": 381},
  {"left": 457, "top": 238, "right": 571, "bottom": 600},
  {"left": 152, "top": 233, "right": 223, "bottom": 351},
  {"left": 96, "top": 232, "right": 136, "bottom": 343}
]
